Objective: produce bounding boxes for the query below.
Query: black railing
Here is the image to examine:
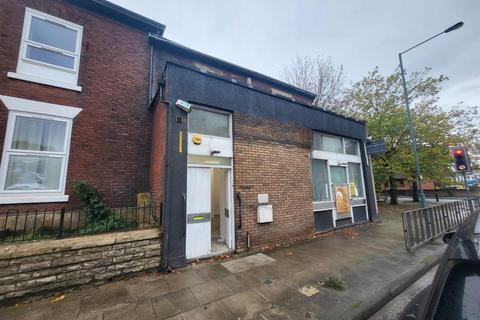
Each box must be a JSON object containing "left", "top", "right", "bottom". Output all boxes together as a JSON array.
[
  {"left": 0, "top": 204, "right": 161, "bottom": 243},
  {"left": 402, "top": 197, "right": 480, "bottom": 253}
]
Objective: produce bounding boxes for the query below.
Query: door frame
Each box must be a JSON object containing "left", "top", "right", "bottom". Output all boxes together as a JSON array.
[{"left": 186, "top": 163, "right": 235, "bottom": 253}]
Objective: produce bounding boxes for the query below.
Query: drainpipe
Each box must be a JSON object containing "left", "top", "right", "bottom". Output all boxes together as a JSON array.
[
  {"left": 147, "top": 41, "right": 154, "bottom": 106},
  {"left": 236, "top": 192, "right": 242, "bottom": 229}
]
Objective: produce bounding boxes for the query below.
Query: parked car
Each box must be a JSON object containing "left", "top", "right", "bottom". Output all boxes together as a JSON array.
[{"left": 400, "top": 208, "right": 480, "bottom": 320}]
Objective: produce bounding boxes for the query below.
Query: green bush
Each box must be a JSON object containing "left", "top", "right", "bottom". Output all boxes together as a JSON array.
[{"left": 72, "top": 181, "right": 123, "bottom": 232}]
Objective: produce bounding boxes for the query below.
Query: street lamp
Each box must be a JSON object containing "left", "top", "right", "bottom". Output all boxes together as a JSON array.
[{"left": 399, "top": 21, "right": 464, "bottom": 208}]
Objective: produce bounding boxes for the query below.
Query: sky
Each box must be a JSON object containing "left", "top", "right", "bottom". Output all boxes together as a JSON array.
[{"left": 111, "top": 0, "right": 479, "bottom": 109}]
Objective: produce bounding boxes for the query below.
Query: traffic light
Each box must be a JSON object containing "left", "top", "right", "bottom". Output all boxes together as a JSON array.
[{"left": 451, "top": 146, "right": 471, "bottom": 172}]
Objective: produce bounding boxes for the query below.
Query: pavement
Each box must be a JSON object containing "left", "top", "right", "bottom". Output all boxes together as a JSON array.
[{"left": 1, "top": 208, "right": 446, "bottom": 320}]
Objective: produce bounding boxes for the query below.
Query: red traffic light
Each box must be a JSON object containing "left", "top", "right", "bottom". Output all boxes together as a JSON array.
[
  {"left": 451, "top": 146, "right": 470, "bottom": 172},
  {"left": 453, "top": 148, "right": 464, "bottom": 156}
]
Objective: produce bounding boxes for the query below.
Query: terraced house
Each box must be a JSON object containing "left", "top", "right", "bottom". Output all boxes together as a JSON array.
[{"left": 0, "top": 0, "right": 377, "bottom": 272}]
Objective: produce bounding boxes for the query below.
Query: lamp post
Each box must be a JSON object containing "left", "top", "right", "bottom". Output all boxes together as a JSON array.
[{"left": 399, "top": 21, "right": 464, "bottom": 208}]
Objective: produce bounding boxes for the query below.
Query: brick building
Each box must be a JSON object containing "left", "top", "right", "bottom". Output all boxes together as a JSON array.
[{"left": 0, "top": 0, "right": 377, "bottom": 269}]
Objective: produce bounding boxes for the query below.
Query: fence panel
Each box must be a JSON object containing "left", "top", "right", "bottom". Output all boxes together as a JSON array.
[
  {"left": 0, "top": 204, "right": 162, "bottom": 244},
  {"left": 402, "top": 197, "right": 479, "bottom": 254}
]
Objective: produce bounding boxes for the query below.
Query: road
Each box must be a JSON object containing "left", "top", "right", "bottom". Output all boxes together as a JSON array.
[
  {"left": 396, "top": 196, "right": 460, "bottom": 204},
  {"left": 369, "top": 266, "right": 437, "bottom": 320}
]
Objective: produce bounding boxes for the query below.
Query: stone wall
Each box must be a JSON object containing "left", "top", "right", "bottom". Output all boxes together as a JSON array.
[{"left": 0, "top": 228, "right": 161, "bottom": 304}]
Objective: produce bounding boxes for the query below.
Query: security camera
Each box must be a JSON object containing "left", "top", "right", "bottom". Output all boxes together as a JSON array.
[{"left": 175, "top": 99, "right": 192, "bottom": 113}]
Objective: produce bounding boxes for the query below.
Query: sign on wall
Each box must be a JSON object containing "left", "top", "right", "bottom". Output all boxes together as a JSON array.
[
  {"left": 366, "top": 139, "right": 386, "bottom": 155},
  {"left": 334, "top": 185, "right": 350, "bottom": 214}
]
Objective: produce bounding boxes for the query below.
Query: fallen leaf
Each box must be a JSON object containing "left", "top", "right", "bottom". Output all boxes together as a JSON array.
[{"left": 51, "top": 295, "right": 65, "bottom": 303}]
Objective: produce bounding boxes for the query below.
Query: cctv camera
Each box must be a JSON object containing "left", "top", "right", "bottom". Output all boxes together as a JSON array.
[{"left": 175, "top": 99, "right": 192, "bottom": 113}]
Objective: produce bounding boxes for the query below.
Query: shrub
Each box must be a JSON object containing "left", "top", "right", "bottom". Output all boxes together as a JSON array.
[{"left": 72, "top": 181, "right": 122, "bottom": 232}]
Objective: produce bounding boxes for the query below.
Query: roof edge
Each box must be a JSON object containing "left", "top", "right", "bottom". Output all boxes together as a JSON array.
[
  {"left": 164, "top": 61, "right": 365, "bottom": 125},
  {"left": 64, "top": 0, "right": 165, "bottom": 34},
  {"left": 150, "top": 34, "right": 317, "bottom": 99}
]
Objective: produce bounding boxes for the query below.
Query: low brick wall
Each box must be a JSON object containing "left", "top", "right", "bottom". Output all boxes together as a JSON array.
[{"left": 0, "top": 228, "right": 162, "bottom": 304}]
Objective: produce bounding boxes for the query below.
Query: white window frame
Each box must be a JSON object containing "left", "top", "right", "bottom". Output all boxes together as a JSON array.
[
  {"left": 0, "top": 95, "right": 82, "bottom": 204},
  {"left": 7, "top": 8, "right": 83, "bottom": 92}
]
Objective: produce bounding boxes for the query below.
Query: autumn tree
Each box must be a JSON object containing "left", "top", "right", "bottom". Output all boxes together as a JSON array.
[
  {"left": 339, "top": 67, "right": 479, "bottom": 204},
  {"left": 283, "top": 55, "right": 346, "bottom": 110}
]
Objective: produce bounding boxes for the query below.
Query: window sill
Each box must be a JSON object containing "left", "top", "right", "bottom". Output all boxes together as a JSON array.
[
  {"left": 7, "top": 72, "right": 82, "bottom": 92},
  {"left": 0, "top": 194, "right": 69, "bottom": 204}
]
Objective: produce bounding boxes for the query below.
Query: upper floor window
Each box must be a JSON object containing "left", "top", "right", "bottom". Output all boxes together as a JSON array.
[
  {"left": 188, "top": 107, "right": 230, "bottom": 138},
  {"left": 7, "top": 8, "right": 83, "bottom": 91},
  {"left": 313, "top": 132, "right": 359, "bottom": 156}
]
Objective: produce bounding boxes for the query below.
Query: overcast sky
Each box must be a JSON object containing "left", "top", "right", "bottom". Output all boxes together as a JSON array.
[{"left": 112, "top": 0, "right": 479, "bottom": 109}]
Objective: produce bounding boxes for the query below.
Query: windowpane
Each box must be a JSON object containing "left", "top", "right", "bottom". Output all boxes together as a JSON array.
[
  {"left": 5, "top": 155, "right": 62, "bottom": 190},
  {"left": 29, "top": 16, "right": 77, "bottom": 52},
  {"left": 348, "top": 163, "right": 364, "bottom": 197},
  {"left": 26, "top": 45, "right": 75, "bottom": 69},
  {"left": 189, "top": 108, "right": 229, "bottom": 138},
  {"left": 12, "top": 117, "right": 66, "bottom": 152},
  {"left": 323, "top": 136, "right": 343, "bottom": 153},
  {"left": 345, "top": 139, "right": 359, "bottom": 155},
  {"left": 313, "top": 132, "right": 322, "bottom": 150},
  {"left": 330, "top": 166, "right": 347, "bottom": 184},
  {"left": 311, "top": 159, "right": 330, "bottom": 201},
  {"left": 434, "top": 262, "right": 480, "bottom": 320}
]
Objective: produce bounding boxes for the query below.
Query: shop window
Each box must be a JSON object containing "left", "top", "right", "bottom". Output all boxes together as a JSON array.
[
  {"left": 7, "top": 8, "right": 83, "bottom": 91},
  {"left": 188, "top": 107, "right": 230, "bottom": 138},
  {"left": 345, "top": 139, "right": 359, "bottom": 155},
  {"left": 311, "top": 159, "right": 330, "bottom": 202},
  {"left": 348, "top": 163, "right": 364, "bottom": 197}
]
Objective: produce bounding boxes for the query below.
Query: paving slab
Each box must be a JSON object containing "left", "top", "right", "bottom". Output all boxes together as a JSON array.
[
  {"left": 221, "top": 253, "right": 276, "bottom": 273},
  {"left": 220, "top": 290, "right": 272, "bottom": 320},
  {"left": 180, "top": 301, "right": 235, "bottom": 320},
  {"left": 189, "top": 279, "right": 234, "bottom": 305}
]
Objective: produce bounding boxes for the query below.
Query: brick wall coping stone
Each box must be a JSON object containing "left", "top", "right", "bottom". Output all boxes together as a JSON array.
[{"left": 0, "top": 228, "right": 162, "bottom": 260}]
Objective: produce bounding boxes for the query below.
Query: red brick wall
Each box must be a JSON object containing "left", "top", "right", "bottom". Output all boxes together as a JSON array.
[
  {"left": 0, "top": 0, "right": 152, "bottom": 210},
  {"left": 232, "top": 112, "right": 315, "bottom": 251},
  {"left": 150, "top": 101, "right": 167, "bottom": 205}
]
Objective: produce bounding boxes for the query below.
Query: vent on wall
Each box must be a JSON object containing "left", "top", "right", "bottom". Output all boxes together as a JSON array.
[{"left": 271, "top": 88, "right": 295, "bottom": 101}]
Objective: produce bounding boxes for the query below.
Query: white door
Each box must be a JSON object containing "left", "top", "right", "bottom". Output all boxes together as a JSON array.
[
  {"left": 224, "top": 169, "right": 233, "bottom": 249},
  {"left": 186, "top": 167, "right": 211, "bottom": 259}
]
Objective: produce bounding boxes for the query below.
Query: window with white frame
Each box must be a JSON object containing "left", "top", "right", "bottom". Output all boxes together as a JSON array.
[
  {"left": 311, "top": 159, "right": 330, "bottom": 202},
  {"left": 313, "top": 132, "right": 359, "bottom": 155},
  {"left": 188, "top": 107, "right": 230, "bottom": 138},
  {"left": 0, "top": 95, "right": 81, "bottom": 204},
  {"left": 348, "top": 163, "right": 364, "bottom": 197},
  {"left": 8, "top": 8, "right": 83, "bottom": 91}
]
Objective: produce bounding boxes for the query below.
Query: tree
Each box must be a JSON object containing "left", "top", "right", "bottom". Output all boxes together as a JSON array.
[
  {"left": 339, "top": 67, "right": 479, "bottom": 204},
  {"left": 283, "top": 55, "right": 346, "bottom": 110}
]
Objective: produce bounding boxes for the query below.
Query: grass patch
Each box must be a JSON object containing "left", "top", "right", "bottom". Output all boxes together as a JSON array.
[{"left": 321, "top": 273, "right": 347, "bottom": 291}]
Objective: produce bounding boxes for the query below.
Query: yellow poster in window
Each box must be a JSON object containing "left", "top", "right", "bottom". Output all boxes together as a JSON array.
[
  {"left": 334, "top": 185, "right": 350, "bottom": 214},
  {"left": 349, "top": 182, "right": 358, "bottom": 197}
]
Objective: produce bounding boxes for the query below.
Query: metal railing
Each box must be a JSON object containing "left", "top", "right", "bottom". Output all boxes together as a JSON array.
[
  {"left": 0, "top": 204, "right": 162, "bottom": 243},
  {"left": 402, "top": 197, "right": 480, "bottom": 253}
]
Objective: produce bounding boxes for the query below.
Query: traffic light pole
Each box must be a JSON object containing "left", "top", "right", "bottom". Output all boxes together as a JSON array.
[
  {"left": 399, "top": 53, "right": 427, "bottom": 208},
  {"left": 463, "top": 171, "right": 473, "bottom": 213}
]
